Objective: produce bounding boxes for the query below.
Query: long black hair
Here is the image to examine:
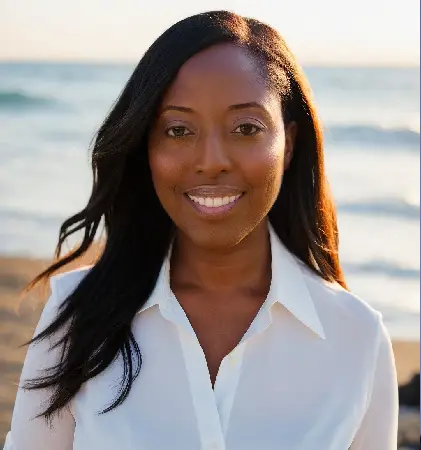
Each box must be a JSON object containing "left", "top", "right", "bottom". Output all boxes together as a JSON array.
[{"left": 24, "top": 10, "right": 347, "bottom": 422}]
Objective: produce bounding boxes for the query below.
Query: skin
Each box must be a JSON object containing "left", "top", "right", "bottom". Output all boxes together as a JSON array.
[{"left": 148, "top": 43, "right": 296, "bottom": 385}]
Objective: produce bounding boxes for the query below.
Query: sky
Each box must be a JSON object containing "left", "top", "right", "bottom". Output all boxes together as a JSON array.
[{"left": 1, "top": 0, "right": 419, "bottom": 66}]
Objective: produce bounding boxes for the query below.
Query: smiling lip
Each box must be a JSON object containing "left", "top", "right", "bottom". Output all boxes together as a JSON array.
[
  {"left": 184, "top": 185, "right": 244, "bottom": 217},
  {"left": 184, "top": 185, "right": 244, "bottom": 197},
  {"left": 185, "top": 193, "right": 243, "bottom": 216}
]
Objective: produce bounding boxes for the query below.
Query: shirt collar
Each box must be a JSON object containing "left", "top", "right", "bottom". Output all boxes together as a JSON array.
[
  {"left": 137, "top": 222, "right": 326, "bottom": 340},
  {"left": 266, "top": 223, "right": 326, "bottom": 339},
  {"left": 137, "top": 246, "right": 173, "bottom": 315}
]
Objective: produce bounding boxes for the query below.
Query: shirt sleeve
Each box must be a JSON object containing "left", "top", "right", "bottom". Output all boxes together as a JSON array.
[
  {"left": 3, "top": 275, "right": 75, "bottom": 450},
  {"left": 350, "top": 314, "right": 399, "bottom": 449}
]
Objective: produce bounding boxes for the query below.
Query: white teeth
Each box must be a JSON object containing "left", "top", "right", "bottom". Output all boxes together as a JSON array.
[{"left": 188, "top": 194, "right": 241, "bottom": 208}]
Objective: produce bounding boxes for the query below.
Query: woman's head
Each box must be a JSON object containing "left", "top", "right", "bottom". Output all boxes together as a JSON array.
[
  {"left": 59, "top": 10, "right": 341, "bottom": 270},
  {"left": 26, "top": 11, "right": 346, "bottom": 422},
  {"left": 148, "top": 42, "right": 297, "bottom": 250}
]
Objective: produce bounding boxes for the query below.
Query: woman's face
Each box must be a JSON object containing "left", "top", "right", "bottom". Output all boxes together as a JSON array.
[{"left": 148, "top": 43, "right": 296, "bottom": 249}]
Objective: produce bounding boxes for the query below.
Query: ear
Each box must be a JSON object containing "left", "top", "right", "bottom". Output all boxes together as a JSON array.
[{"left": 284, "top": 121, "right": 297, "bottom": 171}]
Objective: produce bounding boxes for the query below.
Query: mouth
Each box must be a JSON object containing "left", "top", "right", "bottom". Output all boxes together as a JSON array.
[{"left": 184, "top": 192, "right": 244, "bottom": 217}]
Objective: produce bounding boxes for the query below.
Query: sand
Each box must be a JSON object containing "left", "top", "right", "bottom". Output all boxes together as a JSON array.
[{"left": 0, "top": 254, "right": 419, "bottom": 446}]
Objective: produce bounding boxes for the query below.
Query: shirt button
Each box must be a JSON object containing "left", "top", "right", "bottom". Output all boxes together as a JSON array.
[{"left": 207, "top": 443, "right": 219, "bottom": 450}]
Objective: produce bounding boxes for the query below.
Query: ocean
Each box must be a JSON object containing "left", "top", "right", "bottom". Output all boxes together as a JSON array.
[{"left": 0, "top": 62, "right": 419, "bottom": 339}]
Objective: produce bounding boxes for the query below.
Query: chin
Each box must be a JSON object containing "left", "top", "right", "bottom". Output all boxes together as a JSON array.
[{"left": 179, "top": 223, "right": 253, "bottom": 252}]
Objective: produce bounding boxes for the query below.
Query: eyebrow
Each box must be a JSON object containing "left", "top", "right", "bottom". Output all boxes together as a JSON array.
[
  {"left": 160, "top": 101, "right": 268, "bottom": 115},
  {"left": 161, "top": 105, "right": 194, "bottom": 114},
  {"left": 228, "top": 102, "right": 266, "bottom": 112}
]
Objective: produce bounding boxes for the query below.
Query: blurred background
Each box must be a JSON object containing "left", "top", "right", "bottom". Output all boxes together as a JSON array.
[{"left": 0, "top": 0, "right": 419, "bottom": 447}]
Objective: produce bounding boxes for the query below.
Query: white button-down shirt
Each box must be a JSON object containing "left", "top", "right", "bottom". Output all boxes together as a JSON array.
[{"left": 4, "top": 225, "right": 398, "bottom": 449}]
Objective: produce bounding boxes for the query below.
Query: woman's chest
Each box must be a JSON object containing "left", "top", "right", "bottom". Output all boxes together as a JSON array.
[
  {"left": 176, "top": 294, "right": 265, "bottom": 387},
  {"left": 71, "top": 310, "right": 371, "bottom": 450},
  {"left": 72, "top": 363, "right": 368, "bottom": 450}
]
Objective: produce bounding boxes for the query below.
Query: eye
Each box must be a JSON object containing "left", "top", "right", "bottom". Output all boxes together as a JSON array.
[
  {"left": 232, "top": 123, "right": 263, "bottom": 136},
  {"left": 166, "top": 126, "right": 194, "bottom": 138}
]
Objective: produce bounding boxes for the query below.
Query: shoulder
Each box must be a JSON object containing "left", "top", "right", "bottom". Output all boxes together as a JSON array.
[
  {"left": 296, "top": 259, "right": 383, "bottom": 344},
  {"left": 49, "top": 265, "right": 93, "bottom": 305},
  {"left": 34, "top": 266, "right": 93, "bottom": 336}
]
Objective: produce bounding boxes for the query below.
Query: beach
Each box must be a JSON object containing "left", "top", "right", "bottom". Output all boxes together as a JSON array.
[
  {"left": 0, "top": 251, "right": 100, "bottom": 445},
  {"left": 0, "top": 254, "right": 419, "bottom": 446}
]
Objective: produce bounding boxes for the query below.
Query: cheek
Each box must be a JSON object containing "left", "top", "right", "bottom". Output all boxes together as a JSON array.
[
  {"left": 243, "top": 138, "right": 285, "bottom": 194},
  {"left": 148, "top": 149, "right": 184, "bottom": 196}
]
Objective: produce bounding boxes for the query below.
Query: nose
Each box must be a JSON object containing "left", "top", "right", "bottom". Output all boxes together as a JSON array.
[{"left": 194, "top": 130, "right": 232, "bottom": 177}]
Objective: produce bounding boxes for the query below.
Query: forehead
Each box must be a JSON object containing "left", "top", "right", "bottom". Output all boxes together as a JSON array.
[{"left": 160, "top": 43, "right": 279, "bottom": 111}]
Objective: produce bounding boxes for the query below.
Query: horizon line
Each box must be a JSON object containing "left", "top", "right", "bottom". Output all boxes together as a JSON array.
[{"left": 0, "top": 57, "right": 419, "bottom": 69}]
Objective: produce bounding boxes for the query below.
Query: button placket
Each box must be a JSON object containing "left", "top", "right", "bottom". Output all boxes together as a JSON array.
[
  {"left": 213, "top": 343, "right": 247, "bottom": 437},
  {"left": 178, "top": 329, "right": 226, "bottom": 450},
  {"left": 167, "top": 293, "right": 225, "bottom": 450}
]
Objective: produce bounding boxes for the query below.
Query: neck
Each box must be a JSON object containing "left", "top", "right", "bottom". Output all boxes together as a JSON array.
[{"left": 170, "top": 220, "right": 271, "bottom": 297}]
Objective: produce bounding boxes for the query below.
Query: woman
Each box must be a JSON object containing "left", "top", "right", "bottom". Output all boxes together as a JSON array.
[{"left": 4, "top": 10, "right": 398, "bottom": 450}]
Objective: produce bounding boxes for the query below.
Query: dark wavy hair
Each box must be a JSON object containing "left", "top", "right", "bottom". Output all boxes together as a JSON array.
[{"left": 23, "top": 10, "right": 347, "bottom": 422}]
